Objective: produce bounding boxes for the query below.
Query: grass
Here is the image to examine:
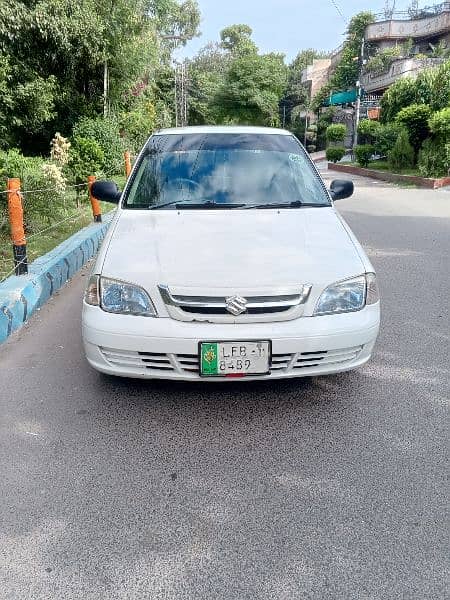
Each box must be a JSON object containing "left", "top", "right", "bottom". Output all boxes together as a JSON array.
[
  {"left": 362, "top": 160, "right": 421, "bottom": 177},
  {"left": 0, "top": 175, "right": 124, "bottom": 282}
]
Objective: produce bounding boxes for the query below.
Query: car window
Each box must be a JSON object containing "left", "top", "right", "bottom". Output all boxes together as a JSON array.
[{"left": 124, "top": 133, "right": 329, "bottom": 209}]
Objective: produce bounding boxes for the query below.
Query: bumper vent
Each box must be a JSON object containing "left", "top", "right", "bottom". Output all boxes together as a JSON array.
[{"left": 100, "top": 345, "right": 363, "bottom": 378}]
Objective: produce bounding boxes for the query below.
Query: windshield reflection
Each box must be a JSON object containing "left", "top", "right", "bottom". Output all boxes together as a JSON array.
[{"left": 125, "top": 133, "right": 329, "bottom": 209}]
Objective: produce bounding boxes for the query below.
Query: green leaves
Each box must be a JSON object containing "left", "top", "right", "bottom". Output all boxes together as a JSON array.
[
  {"left": 68, "top": 137, "right": 104, "bottom": 183},
  {"left": 380, "top": 59, "right": 450, "bottom": 123},
  {"left": 395, "top": 104, "right": 431, "bottom": 156},
  {"left": 354, "top": 144, "right": 374, "bottom": 167},
  {"left": 388, "top": 129, "right": 414, "bottom": 171},
  {"left": 326, "top": 124, "right": 347, "bottom": 143},
  {"left": 213, "top": 51, "right": 288, "bottom": 126},
  {"left": 0, "top": 0, "right": 201, "bottom": 153}
]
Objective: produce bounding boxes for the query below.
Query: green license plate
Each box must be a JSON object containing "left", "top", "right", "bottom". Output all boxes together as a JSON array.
[{"left": 200, "top": 341, "right": 271, "bottom": 377}]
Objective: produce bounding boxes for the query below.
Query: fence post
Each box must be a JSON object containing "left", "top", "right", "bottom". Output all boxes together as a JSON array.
[
  {"left": 88, "top": 176, "right": 102, "bottom": 223},
  {"left": 124, "top": 151, "right": 132, "bottom": 178},
  {"left": 7, "top": 178, "right": 28, "bottom": 275}
]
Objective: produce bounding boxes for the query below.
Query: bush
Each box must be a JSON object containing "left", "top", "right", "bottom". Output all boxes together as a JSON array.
[
  {"left": 374, "top": 122, "right": 402, "bottom": 157},
  {"left": 72, "top": 117, "right": 123, "bottom": 174},
  {"left": 305, "top": 129, "right": 316, "bottom": 142},
  {"left": 418, "top": 138, "right": 449, "bottom": 178},
  {"left": 0, "top": 149, "right": 65, "bottom": 231},
  {"left": 429, "top": 59, "right": 450, "bottom": 112},
  {"left": 326, "top": 146, "right": 346, "bottom": 163},
  {"left": 365, "top": 47, "right": 401, "bottom": 74},
  {"left": 428, "top": 107, "right": 450, "bottom": 141},
  {"left": 316, "top": 108, "right": 336, "bottom": 150},
  {"left": 380, "top": 59, "right": 450, "bottom": 123},
  {"left": 326, "top": 123, "right": 347, "bottom": 143},
  {"left": 380, "top": 77, "right": 418, "bottom": 123},
  {"left": 68, "top": 137, "right": 104, "bottom": 184},
  {"left": 120, "top": 100, "right": 158, "bottom": 154},
  {"left": 354, "top": 144, "right": 375, "bottom": 167},
  {"left": 357, "top": 119, "right": 380, "bottom": 144},
  {"left": 388, "top": 129, "right": 414, "bottom": 171},
  {"left": 395, "top": 104, "right": 431, "bottom": 158}
]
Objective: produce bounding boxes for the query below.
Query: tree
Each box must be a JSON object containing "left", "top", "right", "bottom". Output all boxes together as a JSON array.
[
  {"left": 311, "top": 11, "right": 375, "bottom": 110},
  {"left": 380, "top": 77, "right": 423, "bottom": 123},
  {"left": 395, "top": 104, "right": 431, "bottom": 159},
  {"left": 330, "top": 12, "right": 375, "bottom": 91},
  {"left": 380, "top": 60, "right": 450, "bottom": 123},
  {"left": 220, "top": 24, "right": 257, "bottom": 56},
  {"left": 187, "top": 42, "right": 230, "bottom": 125},
  {"left": 213, "top": 51, "right": 288, "bottom": 126},
  {"left": 0, "top": 0, "right": 201, "bottom": 152}
]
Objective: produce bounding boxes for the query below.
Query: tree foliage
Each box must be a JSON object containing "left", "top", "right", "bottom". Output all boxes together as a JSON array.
[
  {"left": 330, "top": 12, "right": 375, "bottom": 91},
  {"left": 0, "top": 0, "right": 200, "bottom": 153},
  {"left": 380, "top": 60, "right": 450, "bottom": 123},
  {"left": 220, "top": 24, "right": 257, "bottom": 56},
  {"left": 326, "top": 124, "right": 346, "bottom": 143},
  {"left": 189, "top": 25, "right": 288, "bottom": 127},
  {"left": 354, "top": 144, "right": 374, "bottom": 167},
  {"left": 395, "top": 104, "right": 431, "bottom": 157},
  {"left": 388, "top": 129, "right": 414, "bottom": 171},
  {"left": 213, "top": 51, "right": 288, "bottom": 126},
  {"left": 326, "top": 147, "right": 346, "bottom": 163}
]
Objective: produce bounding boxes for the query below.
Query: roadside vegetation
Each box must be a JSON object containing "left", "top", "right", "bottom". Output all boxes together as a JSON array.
[{"left": 353, "top": 60, "right": 450, "bottom": 178}]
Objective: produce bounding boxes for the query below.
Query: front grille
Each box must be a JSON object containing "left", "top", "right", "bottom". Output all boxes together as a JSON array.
[
  {"left": 100, "top": 345, "right": 363, "bottom": 377},
  {"left": 180, "top": 305, "right": 291, "bottom": 315},
  {"left": 158, "top": 284, "right": 311, "bottom": 319}
]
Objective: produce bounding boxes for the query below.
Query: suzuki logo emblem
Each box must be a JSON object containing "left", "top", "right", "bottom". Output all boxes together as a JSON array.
[{"left": 226, "top": 295, "right": 248, "bottom": 316}]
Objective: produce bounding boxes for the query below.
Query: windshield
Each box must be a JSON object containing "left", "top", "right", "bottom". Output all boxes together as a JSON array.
[{"left": 124, "top": 133, "right": 330, "bottom": 209}]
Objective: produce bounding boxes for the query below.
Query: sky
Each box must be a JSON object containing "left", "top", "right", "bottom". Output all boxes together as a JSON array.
[{"left": 176, "top": 0, "right": 426, "bottom": 62}]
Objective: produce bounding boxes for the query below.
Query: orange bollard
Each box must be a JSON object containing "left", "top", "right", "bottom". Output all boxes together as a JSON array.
[
  {"left": 124, "top": 151, "right": 132, "bottom": 178},
  {"left": 7, "top": 178, "right": 28, "bottom": 275},
  {"left": 88, "top": 176, "right": 102, "bottom": 222}
]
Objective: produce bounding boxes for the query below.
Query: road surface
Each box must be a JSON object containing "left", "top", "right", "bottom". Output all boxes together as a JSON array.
[{"left": 1, "top": 171, "right": 449, "bottom": 599}]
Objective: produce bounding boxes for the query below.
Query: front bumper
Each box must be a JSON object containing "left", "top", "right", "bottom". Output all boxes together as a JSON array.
[{"left": 82, "top": 302, "right": 380, "bottom": 381}]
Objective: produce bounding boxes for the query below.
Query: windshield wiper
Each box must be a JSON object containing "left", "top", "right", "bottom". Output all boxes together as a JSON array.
[
  {"left": 149, "top": 201, "right": 246, "bottom": 210},
  {"left": 243, "top": 201, "right": 328, "bottom": 209}
]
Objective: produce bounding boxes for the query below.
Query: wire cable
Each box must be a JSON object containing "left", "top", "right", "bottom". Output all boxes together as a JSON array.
[{"left": 328, "top": 0, "right": 348, "bottom": 24}]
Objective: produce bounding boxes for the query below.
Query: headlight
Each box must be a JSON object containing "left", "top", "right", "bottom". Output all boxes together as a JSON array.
[
  {"left": 84, "top": 275, "right": 157, "bottom": 317},
  {"left": 313, "top": 273, "right": 379, "bottom": 316}
]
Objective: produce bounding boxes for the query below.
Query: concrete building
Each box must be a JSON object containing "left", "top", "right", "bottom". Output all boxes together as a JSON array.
[
  {"left": 361, "top": 2, "right": 450, "bottom": 94},
  {"left": 300, "top": 58, "right": 332, "bottom": 99}
]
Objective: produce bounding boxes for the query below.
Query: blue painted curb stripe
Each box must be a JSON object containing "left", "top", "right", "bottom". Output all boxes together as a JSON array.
[{"left": 0, "top": 212, "right": 114, "bottom": 344}]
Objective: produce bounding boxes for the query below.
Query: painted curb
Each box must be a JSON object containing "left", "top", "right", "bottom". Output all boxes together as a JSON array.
[{"left": 0, "top": 212, "right": 114, "bottom": 344}]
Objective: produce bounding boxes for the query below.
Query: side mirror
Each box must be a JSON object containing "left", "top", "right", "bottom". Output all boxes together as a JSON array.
[
  {"left": 91, "top": 180, "right": 121, "bottom": 204},
  {"left": 329, "top": 179, "right": 354, "bottom": 201}
]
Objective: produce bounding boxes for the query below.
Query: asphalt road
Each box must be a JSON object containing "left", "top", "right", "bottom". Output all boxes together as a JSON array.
[{"left": 1, "top": 172, "right": 449, "bottom": 600}]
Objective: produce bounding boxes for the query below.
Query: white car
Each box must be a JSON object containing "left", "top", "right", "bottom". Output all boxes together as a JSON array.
[{"left": 83, "top": 126, "right": 380, "bottom": 381}]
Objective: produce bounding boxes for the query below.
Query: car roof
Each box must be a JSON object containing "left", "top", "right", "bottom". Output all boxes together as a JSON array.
[{"left": 153, "top": 125, "right": 292, "bottom": 136}]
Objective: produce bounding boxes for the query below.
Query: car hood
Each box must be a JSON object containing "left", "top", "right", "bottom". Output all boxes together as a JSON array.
[{"left": 101, "top": 208, "right": 365, "bottom": 293}]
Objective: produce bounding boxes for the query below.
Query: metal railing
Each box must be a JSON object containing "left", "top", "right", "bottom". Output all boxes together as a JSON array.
[{"left": 374, "top": 2, "right": 450, "bottom": 21}]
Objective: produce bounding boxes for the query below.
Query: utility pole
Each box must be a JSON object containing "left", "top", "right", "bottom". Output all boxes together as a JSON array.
[
  {"left": 103, "top": 60, "right": 109, "bottom": 117},
  {"left": 303, "top": 107, "right": 310, "bottom": 148},
  {"left": 174, "top": 64, "right": 178, "bottom": 127},
  {"left": 353, "top": 36, "right": 365, "bottom": 149},
  {"left": 174, "top": 61, "right": 188, "bottom": 127}
]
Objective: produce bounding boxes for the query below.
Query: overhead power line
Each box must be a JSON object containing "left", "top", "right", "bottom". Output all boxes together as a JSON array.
[{"left": 328, "top": 0, "right": 348, "bottom": 24}]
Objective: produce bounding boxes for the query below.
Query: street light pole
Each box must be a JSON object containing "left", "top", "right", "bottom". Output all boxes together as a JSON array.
[{"left": 353, "top": 36, "right": 365, "bottom": 150}]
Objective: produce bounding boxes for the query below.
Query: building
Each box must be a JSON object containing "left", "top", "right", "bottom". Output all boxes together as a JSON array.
[
  {"left": 300, "top": 58, "right": 332, "bottom": 99},
  {"left": 361, "top": 2, "right": 450, "bottom": 95}
]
